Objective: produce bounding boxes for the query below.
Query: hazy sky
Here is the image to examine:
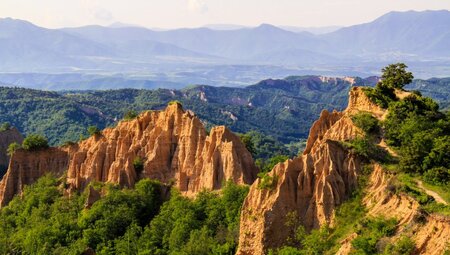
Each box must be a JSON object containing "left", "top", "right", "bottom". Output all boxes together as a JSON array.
[{"left": 1, "top": 0, "right": 450, "bottom": 29}]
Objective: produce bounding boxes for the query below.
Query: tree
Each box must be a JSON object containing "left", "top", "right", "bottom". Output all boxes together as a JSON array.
[
  {"left": 381, "top": 63, "right": 414, "bottom": 90},
  {"left": 22, "top": 134, "right": 49, "bottom": 151},
  {"left": 87, "top": 126, "right": 101, "bottom": 136},
  {"left": 0, "top": 122, "right": 11, "bottom": 132},
  {"left": 123, "top": 110, "right": 138, "bottom": 120},
  {"left": 7, "top": 142, "right": 21, "bottom": 156}
]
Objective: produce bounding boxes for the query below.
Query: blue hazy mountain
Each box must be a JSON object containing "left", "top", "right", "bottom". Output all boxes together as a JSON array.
[
  {"left": 0, "top": 10, "right": 449, "bottom": 78},
  {"left": 322, "top": 10, "right": 450, "bottom": 57}
]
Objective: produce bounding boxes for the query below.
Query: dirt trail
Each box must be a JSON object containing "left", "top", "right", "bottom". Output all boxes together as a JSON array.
[{"left": 417, "top": 180, "right": 448, "bottom": 205}]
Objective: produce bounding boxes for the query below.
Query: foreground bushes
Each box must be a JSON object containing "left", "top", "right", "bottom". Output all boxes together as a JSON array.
[{"left": 0, "top": 175, "right": 248, "bottom": 254}]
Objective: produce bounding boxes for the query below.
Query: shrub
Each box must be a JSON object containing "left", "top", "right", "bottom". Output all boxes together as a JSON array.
[
  {"left": 351, "top": 112, "right": 380, "bottom": 135},
  {"left": 123, "top": 110, "right": 138, "bottom": 121},
  {"left": 87, "top": 126, "right": 101, "bottom": 136},
  {"left": 168, "top": 100, "right": 182, "bottom": 106},
  {"left": 383, "top": 236, "right": 415, "bottom": 255},
  {"left": 352, "top": 217, "right": 398, "bottom": 254},
  {"left": 7, "top": 142, "right": 21, "bottom": 156},
  {"left": 133, "top": 156, "right": 144, "bottom": 174},
  {"left": 423, "top": 167, "right": 450, "bottom": 185},
  {"left": 0, "top": 122, "right": 11, "bottom": 132},
  {"left": 348, "top": 138, "right": 391, "bottom": 163},
  {"left": 257, "top": 172, "right": 278, "bottom": 190},
  {"left": 22, "top": 134, "right": 49, "bottom": 151}
]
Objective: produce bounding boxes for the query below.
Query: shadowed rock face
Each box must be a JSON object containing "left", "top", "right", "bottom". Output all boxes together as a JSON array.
[
  {"left": 0, "top": 103, "right": 258, "bottom": 206},
  {"left": 237, "top": 87, "right": 373, "bottom": 255},
  {"left": 0, "top": 147, "right": 69, "bottom": 206},
  {"left": 0, "top": 127, "right": 23, "bottom": 176},
  {"left": 66, "top": 103, "right": 258, "bottom": 195}
]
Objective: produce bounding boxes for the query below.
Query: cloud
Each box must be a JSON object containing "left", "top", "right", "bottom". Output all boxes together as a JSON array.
[
  {"left": 81, "top": 0, "right": 114, "bottom": 23},
  {"left": 94, "top": 8, "right": 114, "bottom": 22},
  {"left": 187, "top": 0, "right": 208, "bottom": 13}
]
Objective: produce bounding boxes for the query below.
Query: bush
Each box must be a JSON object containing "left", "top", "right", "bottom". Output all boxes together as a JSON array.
[
  {"left": 352, "top": 218, "right": 398, "bottom": 254},
  {"left": 7, "top": 142, "right": 21, "bottom": 156},
  {"left": 123, "top": 110, "right": 138, "bottom": 120},
  {"left": 0, "top": 122, "right": 11, "bottom": 132},
  {"left": 351, "top": 112, "right": 380, "bottom": 135},
  {"left": 133, "top": 156, "right": 144, "bottom": 174},
  {"left": 423, "top": 167, "right": 450, "bottom": 185},
  {"left": 348, "top": 138, "right": 391, "bottom": 163},
  {"left": 22, "top": 134, "right": 49, "bottom": 151},
  {"left": 257, "top": 172, "right": 278, "bottom": 190},
  {"left": 168, "top": 100, "right": 182, "bottom": 106},
  {"left": 383, "top": 236, "right": 415, "bottom": 255},
  {"left": 87, "top": 126, "right": 101, "bottom": 136}
]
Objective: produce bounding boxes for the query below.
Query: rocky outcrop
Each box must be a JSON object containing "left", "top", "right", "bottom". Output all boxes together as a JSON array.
[
  {"left": 237, "top": 87, "right": 371, "bottom": 254},
  {"left": 0, "top": 103, "right": 258, "bottom": 206},
  {"left": 337, "top": 164, "right": 450, "bottom": 255},
  {"left": 0, "top": 127, "right": 23, "bottom": 174},
  {"left": 66, "top": 103, "right": 258, "bottom": 195},
  {"left": 0, "top": 147, "right": 69, "bottom": 206}
]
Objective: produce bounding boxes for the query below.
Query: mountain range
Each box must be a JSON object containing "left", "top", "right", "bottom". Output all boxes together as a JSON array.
[{"left": 0, "top": 10, "right": 450, "bottom": 80}]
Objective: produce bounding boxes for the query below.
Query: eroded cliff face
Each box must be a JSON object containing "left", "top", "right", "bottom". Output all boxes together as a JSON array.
[
  {"left": 66, "top": 103, "right": 257, "bottom": 195},
  {"left": 237, "top": 87, "right": 378, "bottom": 254},
  {"left": 0, "top": 128, "right": 23, "bottom": 173},
  {"left": 0, "top": 103, "right": 258, "bottom": 206},
  {"left": 337, "top": 165, "right": 450, "bottom": 255},
  {"left": 0, "top": 147, "right": 70, "bottom": 206}
]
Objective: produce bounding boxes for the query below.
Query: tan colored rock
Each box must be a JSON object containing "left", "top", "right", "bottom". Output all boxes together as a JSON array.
[
  {"left": 0, "top": 127, "right": 23, "bottom": 172},
  {"left": 0, "top": 147, "right": 70, "bottom": 206},
  {"left": 338, "top": 164, "right": 450, "bottom": 255},
  {"left": 0, "top": 103, "right": 258, "bottom": 206},
  {"left": 237, "top": 88, "right": 372, "bottom": 254},
  {"left": 66, "top": 103, "right": 258, "bottom": 195}
]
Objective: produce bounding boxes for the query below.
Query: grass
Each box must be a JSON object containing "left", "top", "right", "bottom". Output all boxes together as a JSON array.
[
  {"left": 392, "top": 172, "right": 450, "bottom": 216},
  {"left": 420, "top": 181, "right": 450, "bottom": 204}
]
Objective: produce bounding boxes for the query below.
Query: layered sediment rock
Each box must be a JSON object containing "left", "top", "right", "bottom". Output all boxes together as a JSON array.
[
  {"left": 0, "top": 103, "right": 258, "bottom": 206},
  {"left": 0, "top": 147, "right": 69, "bottom": 206},
  {"left": 0, "top": 127, "right": 23, "bottom": 172},
  {"left": 237, "top": 87, "right": 376, "bottom": 254}
]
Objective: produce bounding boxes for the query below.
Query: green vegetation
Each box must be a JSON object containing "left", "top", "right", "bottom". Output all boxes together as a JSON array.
[
  {"left": 7, "top": 142, "right": 21, "bottom": 156},
  {"left": 87, "top": 125, "right": 101, "bottom": 136},
  {"left": 239, "top": 131, "right": 301, "bottom": 173},
  {"left": 270, "top": 162, "right": 421, "bottom": 255},
  {"left": 383, "top": 236, "right": 416, "bottom": 255},
  {"left": 363, "top": 63, "right": 413, "bottom": 109},
  {"left": 21, "top": 134, "right": 49, "bottom": 151},
  {"left": 257, "top": 172, "right": 278, "bottom": 190},
  {"left": 351, "top": 112, "right": 380, "bottom": 135},
  {"left": 123, "top": 110, "right": 138, "bottom": 121},
  {"left": 380, "top": 63, "right": 414, "bottom": 90},
  {"left": 0, "top": 175, "right": 248, "bottom": 254},
  {"left": 133, "top": 156, "right": 144, "bottom": 174},
  {"left": 0, "top": 122, "right": 11, "bottom": 132},
  {"left": 351, "top": 218, "right": 398, "bottom": 254}
]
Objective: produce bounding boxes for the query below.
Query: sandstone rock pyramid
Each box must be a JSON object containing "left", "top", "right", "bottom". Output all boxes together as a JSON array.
[
  {"left": 0, "top": 103, "right": 258, "bottom": 206},
  {"left": 237, "top": 87, "right": 379, "bottom": 254}
]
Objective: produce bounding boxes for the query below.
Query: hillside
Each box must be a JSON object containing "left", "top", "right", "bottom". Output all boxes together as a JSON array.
[
  {"left": 1, "top": 75, "right": 449, "bottom": 147},
  {"left": 0, "top": 65, "right": 449, "bottom": 254},
  {"left": 238, "top": 64, "right": 450, "bottom": 254}
]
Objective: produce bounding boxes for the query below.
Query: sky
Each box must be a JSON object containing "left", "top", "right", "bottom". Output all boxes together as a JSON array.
[{"left": 1, "top": 0, "right": 450, "bottom": 29}]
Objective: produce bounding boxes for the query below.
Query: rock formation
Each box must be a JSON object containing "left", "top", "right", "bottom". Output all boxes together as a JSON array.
[
  {"left": 0, "top": 127, "right": 23, "bottom": 174},
  {"left": 0, "top": 103, "right": 258, "bottom": 206},
  {"left": 0, "top": 147, "right": 70, "bottom": 206},
  {"left": 337, "top": 164, "right": 450, "bottom": 255},
  {"left": 237, "top": 87, "right": 375, "bottom": 254}
]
